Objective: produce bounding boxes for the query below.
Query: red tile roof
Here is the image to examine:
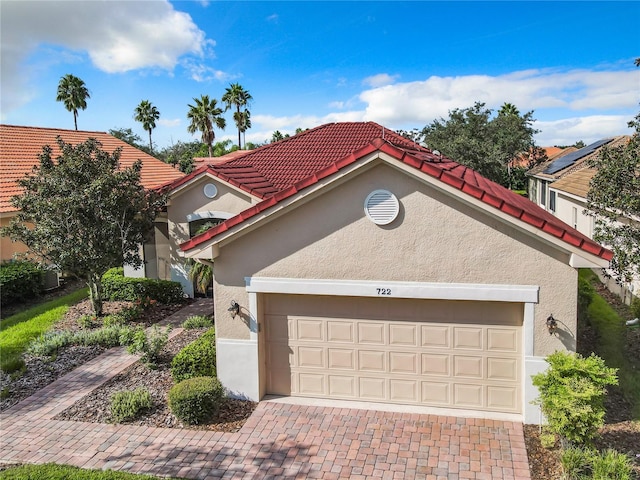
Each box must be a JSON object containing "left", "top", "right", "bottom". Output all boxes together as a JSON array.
[
  {"left": 178, "top": 122, "right": 611, "bottom": 262},
  {"left": 193, "top": 149, "right": 253, "bottom": 167},
  {"left": 0, "top": 125, "right": 185, "bottom": 213}
]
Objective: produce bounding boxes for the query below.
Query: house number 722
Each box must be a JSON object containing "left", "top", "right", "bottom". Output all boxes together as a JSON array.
[{"left": 376, "top": 288, "right": 391, "bottom": 295}]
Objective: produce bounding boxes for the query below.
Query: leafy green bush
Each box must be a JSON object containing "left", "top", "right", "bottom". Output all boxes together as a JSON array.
[
  {"left": 77, "top": 314, "right": 97, "bottom": 329},
  {"left": 561, "top": 446, "right": 592, "bottom": 480},
  {"left": 168, "top": 376, "right": 224, "bottom": 425},
  {"left": 27, "top": 325, "right": 136, "bottom": 357},
  {"left": 577, "top": 274, "right": 595, "bottom": 323},
  {"left": 561, "top": 447, "right": 633, "bottom": 480},
  {"left": 0, "top": 260, "right": 44, "bottom": 306},
  {"left": 126, "top": 325, "right": 170, "bottom": 367},
  {"left": 110, "top": 388, "right": 152, "bottom": 423},
  {"left": 631, "top": 296, "right": 640, "bottom": 319},
  {"left": 171, "top": 328, "right": 216, "bottom": 382},
  {"left": 102, "top": 267, "right": 184, "bottom": 304},
  {"left": 532, "top": 351, "right": 618, "bottom": 445},
  {"left": 181, "top": 315, "right": 213, "bottom": 329},
  {"left": 591, "top": 449, "right": 633, "bottom": 480},
  {"left": 102, "top": 314, "right": 126, "bottom": 328}
]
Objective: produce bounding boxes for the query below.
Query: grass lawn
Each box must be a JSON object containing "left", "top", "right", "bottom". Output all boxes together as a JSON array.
[
  {"left": 0, "top": 288, "right": 88, "bottom": 373},
  {"left": 580, "top": 269, "right": 640, "bottom": 419},
  {"left": 0, "top": 463, "right": 181, "bottom": 480}
]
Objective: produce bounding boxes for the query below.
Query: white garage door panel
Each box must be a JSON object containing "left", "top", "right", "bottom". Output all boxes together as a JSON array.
[{"left": 264, "top": 296, "right": 522, "bottom": 414}]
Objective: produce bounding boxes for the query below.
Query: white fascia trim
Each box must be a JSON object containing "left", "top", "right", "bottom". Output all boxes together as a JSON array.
[
  {"left": 245, "top": 277, "right": 539, "bottom": 303},
  {"left": 186, "top": 211, "right": 235, "bottom": 222},
  {"left": 570, "top": 253, "right": 609, "bottom": 269}
]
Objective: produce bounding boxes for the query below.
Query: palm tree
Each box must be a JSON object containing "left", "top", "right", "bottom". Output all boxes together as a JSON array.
[
  {"left": 222, "top": 83, "right": 252, "bottom": 149},
  {"left": 499, "top": 103, "right": 520, "bottom": 117},
  {"left": 133, "top": 100, "right": 160, "bottom": 151},
  {"left": 187, "top": 95, "right": 226, "bottom": 158},
  {"left": 56, "top": 74, "right": 90, "bottom": 130},
  {"left": 235, "top": 110, "right": 251, "bottom": 149}
]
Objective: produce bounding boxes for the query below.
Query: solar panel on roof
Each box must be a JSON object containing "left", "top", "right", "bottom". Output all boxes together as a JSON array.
[{"left": 543, "top": 138, "right": 613, "bottom": 175}]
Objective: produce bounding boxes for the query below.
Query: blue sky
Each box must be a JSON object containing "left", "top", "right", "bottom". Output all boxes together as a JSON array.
[{"left": 1, "top": 1, "right": 639, "bottom": 150}]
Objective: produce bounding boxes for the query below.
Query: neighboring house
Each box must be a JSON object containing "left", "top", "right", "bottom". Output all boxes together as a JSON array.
[
  {"left": 161, "top": 122, "right": 611, "bottom": 424},
  {"left": 0, "top": 125, "right": 185, "bottom": 276},
  {"left": 526, "top": 136, "right": 636, "bottom": 302}
]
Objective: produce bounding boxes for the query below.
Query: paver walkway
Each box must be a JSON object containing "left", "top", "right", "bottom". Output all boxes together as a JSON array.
[{"left": 0, "top": 299, "right": 531, "bottom": 479}]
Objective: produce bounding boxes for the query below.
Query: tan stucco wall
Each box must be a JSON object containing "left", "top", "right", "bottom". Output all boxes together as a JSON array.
[
  {"left": 167, "top": 176, "right": 254, "bottom": 292},
  {"left": 213, "top": 162, "right": 578, "bottom": 356},
  {"left": 1, "top": 216, "right": 31, "bottom": 261}
]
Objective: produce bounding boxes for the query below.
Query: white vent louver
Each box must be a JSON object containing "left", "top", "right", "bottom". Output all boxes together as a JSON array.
[{"left": 364, "top": 190, "right": 399, "bottom": 225}]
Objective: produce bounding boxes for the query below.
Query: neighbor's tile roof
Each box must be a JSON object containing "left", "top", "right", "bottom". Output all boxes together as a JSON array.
[
  {"left": 550, "top": 168, "right": 597, "bottom": 199},
  {"left": 0, "top": 125, "right": 184, "bottom": 213},
  {"left": 178, "top": 122, "right": 611, "bottom": 262},
  {"left": 527, "top": 136, "right": 629, "bottom": 179}
]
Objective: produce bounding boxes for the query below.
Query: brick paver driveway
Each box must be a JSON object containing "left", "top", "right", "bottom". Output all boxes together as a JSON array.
[{"left": 0, "top": 300, "right": 531, "bottom": 479}]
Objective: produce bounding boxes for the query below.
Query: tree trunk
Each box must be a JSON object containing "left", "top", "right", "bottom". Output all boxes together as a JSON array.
[
  {"left": 148, "top": 129, "right": 153, "bottom": 151},
  {"left": 87, "top": 273, "right": 103, "bottom": 316},
  {"left": 74, "top": 111, "right": 78, "bottom": 131}
]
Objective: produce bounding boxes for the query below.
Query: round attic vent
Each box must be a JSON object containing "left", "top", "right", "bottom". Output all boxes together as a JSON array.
[
  {"left": 364, "top": 189, "right": 399, "bottom": 225},
  {"left": 203, "top": 183, "right": 218, "bottom": 198}
]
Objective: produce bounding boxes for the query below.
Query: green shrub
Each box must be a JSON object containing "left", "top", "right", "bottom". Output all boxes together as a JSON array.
[
  {"left": 631, "top": 297, "right": 640, "bottom": 319},
  {"left": 181, "top": 315, "right": 213, "bottom": 329},
  {"left": 561, "top": 446, "right": 593, "bottom": 480},
  {"left": 0, "top": 260, "right": 44, "bottom": 306},
  {"left": 560, "top": 447, "right": 633, "bottom": 480},
  {"left": 117, "top": 305, "right": 143, "bottom": 323},
  {"left": 532, "top": 351, "right": 618, "bottom": 445},
  {"left": 126, "top": 325, "right": 170, "bottom": 367},
  {"left": 0, "top": 356, "right": 25, "bottom": 375},
  {"left": 102, "top": 267, "right": 184, "bottom": 304},
  {"left": 102, "top": 314, "right": 126, "bottom": 328},
  {"left": 168, "top": 376, "right": 224, "bottom": 425},
  {"left": 591, "top": 449, "right": 633, "bottom": 480},
  {"left": 577, "top": 274, "right": 595, "bottom": 323},
  {"left": 77, "top": 314, "right": 97, "bottom": 329},
  {"left": 171, "top": 328, "right": 216, "bottom": 382},
  {"left": 27, "top": 325, "right": 136, "bottom": 357},
  {"left": 110, "top": 387, "right": 152, "bottom": 423}
]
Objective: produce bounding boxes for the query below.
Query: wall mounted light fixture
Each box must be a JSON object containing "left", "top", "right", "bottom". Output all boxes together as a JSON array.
[
  {"left": 228, "top": 300, "right": 240, "bottom": 318},
  {"left": 546, "top": 314, "right": 558, "bottom": 335}
]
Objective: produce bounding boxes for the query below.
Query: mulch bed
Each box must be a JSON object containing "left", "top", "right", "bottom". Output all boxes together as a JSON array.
[
  {"left": 2, "top": 296, "right": 256, "bottom": 432},
  {"left": 53, "top": 327, "right": 256, "bottom": 432}
]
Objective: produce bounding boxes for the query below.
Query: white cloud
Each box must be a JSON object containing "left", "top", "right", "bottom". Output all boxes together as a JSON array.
[
  {"left": 266, "top": 14, "right": 279, "bottom": 23},
  {"left": 358, "top": 68, "right": 639, "bottom": 127},
  {"left": 182, "top": 60, "right": 236, "bottom": 83},
  {"left": 158, "top": 118, "right": 181, "bottom": 128},
  {"left": 535, "top": 115, "right": 633, "bottom": 146},
  {"left": 1, "top": 0, "right": 213, "bottom": 112},
  {"left": 362, "top": 73, "right": 399, "bottom": 88}
]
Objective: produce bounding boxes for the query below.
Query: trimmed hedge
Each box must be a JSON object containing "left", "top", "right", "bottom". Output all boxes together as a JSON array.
[
  {"left": 102, "top": 267, "right": 184, "bottom": 304},
  {"left": 0, "top": 260, "right": 44, "bottom": 306},
  {"left": 171, "top": 328, "right": 216, "bottom": 382},
  {"left": 168, "top": 376, "right": 224, "bottom": 425}
]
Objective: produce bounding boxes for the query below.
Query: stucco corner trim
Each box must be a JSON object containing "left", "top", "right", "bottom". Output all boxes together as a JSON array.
[{"left": 245, "top": 277, "right": 540, "bottom": 303}]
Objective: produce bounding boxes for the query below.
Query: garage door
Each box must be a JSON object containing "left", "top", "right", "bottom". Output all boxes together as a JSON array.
[{"left": 263, "top": 294, "right": 523, "bottom": 414}]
